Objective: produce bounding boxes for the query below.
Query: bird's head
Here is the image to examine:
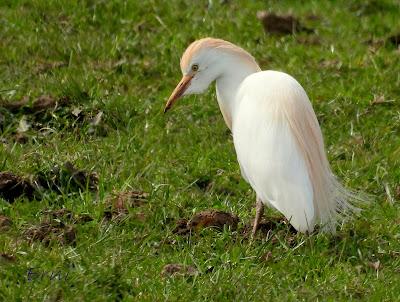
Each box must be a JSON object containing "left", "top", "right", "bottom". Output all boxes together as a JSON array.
[{"left": 164, "top": 38, "right": 259, "bottom": 113}]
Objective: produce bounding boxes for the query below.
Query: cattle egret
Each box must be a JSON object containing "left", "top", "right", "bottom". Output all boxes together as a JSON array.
[{"left": 164, "top": 38, "right": 361, "bottom": 234}]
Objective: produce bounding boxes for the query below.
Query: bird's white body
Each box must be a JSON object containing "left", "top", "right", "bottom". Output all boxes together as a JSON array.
[
  {"left": 166, "top": 38, "right": 360, "bottom": 233},
  {"left": 231, "top": 71, "right": 315, "bottom": 232}
]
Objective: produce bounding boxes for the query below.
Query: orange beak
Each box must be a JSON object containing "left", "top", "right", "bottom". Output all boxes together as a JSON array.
[{"left": 164, "top": 74, "right": 193, "bottom": 113}]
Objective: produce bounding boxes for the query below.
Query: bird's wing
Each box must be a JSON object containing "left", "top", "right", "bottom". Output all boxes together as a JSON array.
[{"left": 232, "top": 71, "right": 316, "bottom": 232}]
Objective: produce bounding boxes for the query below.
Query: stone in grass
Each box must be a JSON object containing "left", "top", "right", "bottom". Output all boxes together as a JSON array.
[
  {"left": 161, "top": 264, "right": 198, "bottom": 278},
  {"left": 0, "top": 172, "right": 36, "bottom": 202}
]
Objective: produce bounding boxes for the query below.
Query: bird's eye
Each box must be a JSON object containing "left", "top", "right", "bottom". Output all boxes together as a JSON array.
[{"left": 191, "top": 64, "right": 199, "bottom": 72}]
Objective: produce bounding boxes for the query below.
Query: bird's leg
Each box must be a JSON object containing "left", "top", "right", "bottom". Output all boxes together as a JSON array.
[{"left": 252, "top": 198, "right": 264, "bottom": 237}]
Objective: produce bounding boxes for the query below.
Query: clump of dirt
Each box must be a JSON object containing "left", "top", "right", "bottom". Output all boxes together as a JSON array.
[
  {"left": 395, "top": 185, "right": 400, "bottom": 200},
  {"left": 102, "top": 190, "right": 149, "bottom": 221},
  {"left": 364, "top": 38, "right": 385, "bottom": 52},
  {"left": 35, "top": 61, "right": 67, "bottom": 74},
  {"left": 113, "top": 191, "right": 148, "bottom": 210},
  {"left": 256, "top": 11, "right": 313, "bottom": 35},
  {"left": 296, "top": 36, "right": 321, "bottom": 45},
  {"left": 0, "top": 93, "right": 112, "bottom": 143},
  {"left": 75, "top": 213, "right": 94, "bottom": 224},
  {"left": 36, "top": 161, "right": 99, "bottom": 194},
  {"left": 0, "top": 172, "right": 36, "bottom": 202},
  {"left": 24, "top": 221, "right": 76, "bottom": 246},
  {"left": 172, "top": 210, "right": 299, "bottom": 237},
  {"left": 31, "top": 95, "right": 67, "bottom": 113},
  {"left": 172, "top": 218, "right": 190, "bottom": 235},
  {"left": 193, "top": 175, "right": 238, "bottom": 196},
  {"left": 173, "top": 210, "right": 239, "bottom": 234},
  {"left": 0, "top": 97, "right": 28, "bottom": 113},
  {"left": 42, "top": 208, "right": 74, "bottom": 220},
  {"left": 188, "top": 210, "right": 239, "bottom": 231},
  {"left": 14, "top": 133, "right": 29, "bottom": 144},
  {"left": 319, "top": 59, "right": 343, "bottom": 70},
  {"left": 0, "top": 215, "right": 13, "bottom": 230},
  {"left": 259, "top": 217, "right": 296, "bottom": 234},
  {"left": 161, "top": 263, "right": 198, "bottom": 278},
  {"left": 22, "top": 207, "right": 92, "bottom": 245},
  {"left": 0, "top": 253, "right": 16, "bottom": 262},
  {"left": 194, "top": 176, "right": 214, "bottom": 191},
  {"left": 64, "top": 161, "right": 98, "bottom": 191},
  {"left": 305, "top": 14, "right": 321, "bottom": 21},
  {"left": 366, "top": 33, "right": 400, "bottom": 51},
  {"left": 0, "top": 163, "right": 99, "bottom": 203},
  {"left": 40, "top": 208, "right": 93, "bottom": 225},
  {"left": 388, "top": 33, "right": 400, "bottom": 47},
  {"left": 259, "top": 251, "right": 273, "bottom": 263},
  {"left": 0, "top": 95, "right": 69, "bottom": 114},
  {"left": 350, "top": 0, "right": 399, "bottom": 16},
  {"left": 368, "top": 260, "right": 382, "bottom": 271},
  {"left": 242, "top": 217, "right": 297, "bottom": 238}
]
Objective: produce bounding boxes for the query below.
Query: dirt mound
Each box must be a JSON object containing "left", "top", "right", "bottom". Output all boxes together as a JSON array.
[
  {"left": 0, "top": 172, "right": 36, "bottom": 202},
  {"left": 257, "top": 11, "right": 313, "bottom": 35},
  {"left": 173, "top": 209, "right": 239, "bottom": 235}
]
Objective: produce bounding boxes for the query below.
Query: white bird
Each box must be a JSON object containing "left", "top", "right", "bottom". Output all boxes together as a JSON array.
[{"left": 164, "top": 38, "right": 360, "bottom": 234}]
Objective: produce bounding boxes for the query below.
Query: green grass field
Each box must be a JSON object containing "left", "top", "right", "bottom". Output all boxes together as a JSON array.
[{"left": 1, "top": 0, "right": 400, "bottom": 300}]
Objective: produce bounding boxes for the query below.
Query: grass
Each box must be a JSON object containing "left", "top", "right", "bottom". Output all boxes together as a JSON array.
[{"left": 1, "top": 0, "right": 400, "bottom": 300}]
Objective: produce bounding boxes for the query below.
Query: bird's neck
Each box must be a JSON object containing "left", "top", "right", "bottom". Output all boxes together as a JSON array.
[{"left": 215, "top": 60, "right": 260, "bottom": 130}]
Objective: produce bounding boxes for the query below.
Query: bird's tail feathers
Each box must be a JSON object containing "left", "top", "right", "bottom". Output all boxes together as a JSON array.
[{"left": 284, "top": 88, "right": 369, "bottom": 233}]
